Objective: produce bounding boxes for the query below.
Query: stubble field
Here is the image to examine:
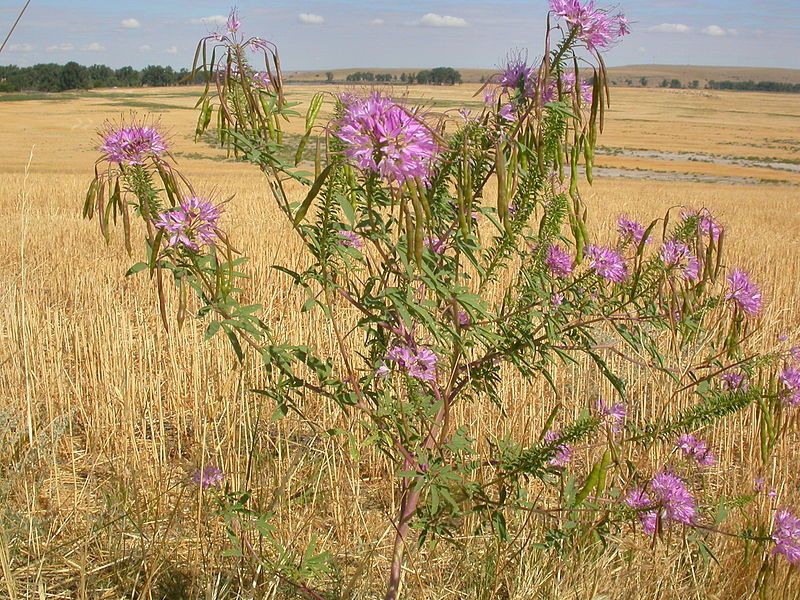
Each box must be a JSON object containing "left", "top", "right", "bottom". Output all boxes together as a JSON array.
[{"left": 1, "top": 84, "right": 799, "bottom": 599}]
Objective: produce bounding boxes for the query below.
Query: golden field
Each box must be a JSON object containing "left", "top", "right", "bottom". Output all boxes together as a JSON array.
[{"left": 1, "top": 84, "right": 800, "bottom": 599}]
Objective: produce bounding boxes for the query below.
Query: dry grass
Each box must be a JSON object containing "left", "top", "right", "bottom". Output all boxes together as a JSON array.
[{"left": 1, "top": 85, "right": 799, "bottom": 599}]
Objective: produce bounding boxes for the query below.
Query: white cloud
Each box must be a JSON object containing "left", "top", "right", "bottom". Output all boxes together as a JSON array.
[
  {"left": 370, "top": 18, "right": 385, "bottom": 26},
  {"left": 419, "top": 13, "right": 468, "bottom": 28},
  {"left": 166, "top": 45, "right": 178, "bottom": 54},
  {"left": 138, "top": 44, "right": 151, "bottom": 52},
  {"left": 84, "top": 42, "right": 105, "bottom": 52},
  {"left": 8, "top": 43, "right": 33, "bottom": 52},
  {"left": 120, "top": 18, "right": 141, "bottom": 29},
  {"left": 648, "top": 23, "right": 690, "bottom": 33},
  {"left": 190, "top": 15, "right": 227, "bottom": 27},
  {"left": 702, "top": 25, "right": 735, "bottom": 36},
  {"left": 46, "top": 43, "right": 75, "bottom": 52},
  {"left": 298, "top": 13, "right": 325, "bottom": 25}
]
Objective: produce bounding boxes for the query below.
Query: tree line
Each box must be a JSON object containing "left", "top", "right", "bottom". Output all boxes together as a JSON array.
[
  {"left": 343, "top": 67, "right": 462, "bottom": 85},
  {"left": 0, "top": 62, "right": 206, "bottom": 93}
]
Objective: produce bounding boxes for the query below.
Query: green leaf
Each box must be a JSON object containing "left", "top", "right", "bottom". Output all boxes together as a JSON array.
[{"left": 125, "top": 262, "right": 148, "bottom": 277}]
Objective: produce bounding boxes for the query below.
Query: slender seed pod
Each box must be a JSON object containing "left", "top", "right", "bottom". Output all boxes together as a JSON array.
[
  {"left": 496, "top": 139, "right": 508, "bottom": 225},
  {"left": 411, "top": 193, "right": 425, "bottom": 267},
  {"left": 314, "top": 138, "right": 321, "bottom": 179},
  {"left": 457, "top": 185, "right": 469, "bottom": 237},
  {"left": 414, "top": 177, "right": 432, "bottom": 221}
]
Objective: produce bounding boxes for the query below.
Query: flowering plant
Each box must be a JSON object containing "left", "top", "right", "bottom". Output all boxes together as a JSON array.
[{"left": 84, "top": 1, "right": 800, "bottom": 597}]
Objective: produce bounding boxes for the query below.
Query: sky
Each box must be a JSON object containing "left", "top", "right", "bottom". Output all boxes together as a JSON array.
[{"left": 1, "top": 0, "right": 798, "bottom": 71}]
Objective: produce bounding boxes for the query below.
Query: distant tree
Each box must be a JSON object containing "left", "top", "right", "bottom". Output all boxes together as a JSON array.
[
  {"left": 59, "top": 62, "right": 91, "bottom": 91},
  {"left": 326, "top": 71, "right": 334, "bottom": 83},
  {"left": 115, "top": 66, "right": 141, "bottom": 87},
  {"left": 141, "top": 65, "right": 177, "bottom": 86},
  {"left": 660, "top": 79, "right": 670, "bottom": 88},
  {"left": 640, "top": 77, "right": 648, "bottom": 87},
  {"left": 400, "top": 73, "right": 407, "bottom": 83},
  {"left": 670, "top": 79, "right": 682, "bottom": 89},
  {"left": 88, "top": 64, "right": 116, "bottom": 88},
  {"left": 689, "top": 80, "right": 699, "bottom": 89}
]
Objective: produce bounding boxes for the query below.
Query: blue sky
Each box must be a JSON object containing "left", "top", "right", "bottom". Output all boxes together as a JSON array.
[{"left": 1, "top": 0, "right": 798, "bottom": 70}]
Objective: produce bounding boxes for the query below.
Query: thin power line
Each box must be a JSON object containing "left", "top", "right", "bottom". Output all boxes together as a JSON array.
[{"left": 0, "top": 0, "right": 32, "bottom": 55}]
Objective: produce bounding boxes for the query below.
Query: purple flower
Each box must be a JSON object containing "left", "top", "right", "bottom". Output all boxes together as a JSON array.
[
  {"left": 545, "top": 244, "right": 574, "bottom": 278},
  {"left": 560, "top": 71, "right": 594, "bottom": 105},
  {"left": 720, "top": 371, "right": 748, "bottom": 393},
  {"left": 585, "top": 245, "right": 628, "bottom": 283},
  {"left": 334, "top": 93, "right": 439, "bottom": 186},
  {"left": 675, "top": 434, "right": 716, "bottom": 467},
  {"left": 726, "top": 269, "right": 763, "bottom": 317},
  {"left": 498, "top": 57, "right": 538, "bottom": 99},
  {"left": 154, "top": 197, "right": 223, "bottom": 252},
  {"left": 772, "top": 509, "right": 800, "bottom": 566},
  {"left": 226, "top": 9, "right": 241, "bottom": 33},
  {"left": 792, "top": 346, "right": 800, "bottom": 363},
  {"left": 544, "top": 430, "right": 572, "bottom": 467},
  {"left": 457, "top": 310, "right": 471, "bottom": 328},
  {"left": 338, "top": 229, "right": 364, "bottom": 250},
  {"left": 386, "top": 343, "right": 438, "bottom": 383},
  {"left": 100, "top": 123, "right": 168, "bottom": 166},
  {"left": 192, "top": 465, "right": 225, "bottom": 490},
  {"left": 549, "top": 0, "right": 629, "bottom": 51},
  {"left": 780, "top": 366, "right": 800, "bottom": 407},
  {"left": 424, "top": 235, "right": 448, "bottom": 255},
  {"left": 551, "top": 292, "right": 565, "bottom": 307},
  {"left": 597, "top": 400, "right": 626, "bottom": 433},
  {"left": 252, "top": 71, "right": 271, "bottom": 89},
  {"left": 682, "top": 209, "right": 722, "bottom": 242},
  {"left": 249, "top": 37, "right": 270, "bottom": 52},
  {"left": 625, "top": 471, "right": 697, "bottom": 535},
  {"left": 375, "top": 363, "right": 390, "bottom": 378},
  {"left": 660, "top": 240, "right": 700, "bottom": 282},
  {"left": 498, "top": 103, "right": 516, "bottom": 121},
  {"left": 617, "top": 215, "right": 649, "bottom": 246}
]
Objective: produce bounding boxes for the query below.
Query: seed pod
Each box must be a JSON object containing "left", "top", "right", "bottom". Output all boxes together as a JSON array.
[
  {"left": 496, "top": 140, "right": 508, "bottom": 225},
  {"left": 411, "top": 193, "right": 425, "bottom": 267},
  {"left": 583, "top": 135, "right": 594, "bottom": 184}
]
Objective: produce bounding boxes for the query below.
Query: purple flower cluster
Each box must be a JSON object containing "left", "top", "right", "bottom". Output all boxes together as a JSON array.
[
  {"left": 682, "top": 209, "right": 722, "bottom": 242},
  {"left": 424, "top": 235, "right": 449, "bottom": 255},
  {"left": 779, "top": 366, "right": 800, "bottom": 407},
  {"left": 386, "top": 343, "right": 438, "bottom": 383},
  {"left": 192, "top": 465, "right": 225, "bottom": 490},
  {"left": 726, "top": 269, "right": 763, "bottom": 317},
  {"left": 585, "top": 245, "right": 627, "bottom": 283},
  {"left": 100, "top": 124, "right": 168, "bottom": 166},
  {"left": 660, "top": 240, "right": 700, "bottom": 282},
  {"left": 617, "top": 215, "right": 648, "bottom": 246},
  {"left": 545, "top": 244, "right": 574, "bottom": 278},
  {"left": 720, "top": 371, "right": 748, "bottom": 393},
  {"left": 226, "top": 9, "right": 241, "bottom": 34},
  {"left": 251, "top": 71, "right": 271, "bottom": 89},
  {"left": 498, "top": 103, "right": 516, "bottom": 121},
  {"left": 498, "top": 59, "right": 536, "bottom": 98},
  {"left": 675, "top": 434, "right": 716, "bottom": 467},
  {"left": 544, "top": 430, "right": 572, "bottom": 467},
  {"left": 561, "top": 71, "right": 594, "bottom": 105},
  {"left": 597, "top": 400, "right": 626, "bottom": 434},
  {"left": 154, "top": 196, "right": 223, "bottom": 252},
  {"left": 334, "top": 93, "right": 439, "bottom": 186},
  {"left": 338, "top": 230, "right": 364, "bottom": 250},
  {"left": 549, "top": 0, "right": 629, "bottom": 51},
  {"left": 772, "top": 509, "right": 800, "bottom": 566},
  {"left": 626, "top": 471, "right": 697, "bottom": 535}
]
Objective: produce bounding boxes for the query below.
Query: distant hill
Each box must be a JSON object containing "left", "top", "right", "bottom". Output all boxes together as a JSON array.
[{"left": 283, "top": 65, "right": 800, "bottom": 88}]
